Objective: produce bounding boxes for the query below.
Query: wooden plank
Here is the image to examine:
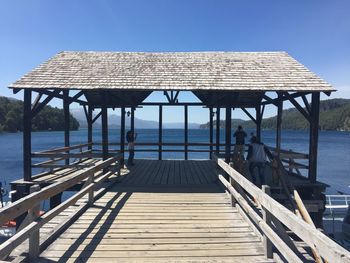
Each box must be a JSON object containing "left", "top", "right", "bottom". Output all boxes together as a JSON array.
[
  {"left": 46, "top": 236, "right": 262, "bottom": 245},
  {"left": 37, "top": 256, "right": 273, "bottom": 263},
  {"left": 41, "top": 248, "right": 265, "bottom": 258}
]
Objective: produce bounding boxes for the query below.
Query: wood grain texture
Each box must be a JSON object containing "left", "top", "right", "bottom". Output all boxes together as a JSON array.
[{"left": 37, "top": 160, "right": 270, "bottom": 262}]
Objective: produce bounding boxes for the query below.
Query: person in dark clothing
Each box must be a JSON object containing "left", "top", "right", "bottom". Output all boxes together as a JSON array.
[
  {"left": 233, "top": 125, "right": 247, "bottom": 158},
  {"left": 126, "top": 130, "right": 137, "bottom": 166},
  {"left": 247, "top": 136, "right": 273, "bottom": 187}
]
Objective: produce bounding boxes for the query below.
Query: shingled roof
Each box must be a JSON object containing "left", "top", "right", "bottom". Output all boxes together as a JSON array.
[{"left": 9, "top": 51, "right": 333, "bottom": 92}]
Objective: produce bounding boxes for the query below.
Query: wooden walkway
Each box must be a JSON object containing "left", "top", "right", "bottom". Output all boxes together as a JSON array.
[{"left": 37, "top": 160, "right": 273, "bottom": 262}]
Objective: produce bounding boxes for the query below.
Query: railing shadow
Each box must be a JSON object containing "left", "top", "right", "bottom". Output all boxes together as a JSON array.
[{"left": 51, "top": 191, "right": 132, "bottom": 263}]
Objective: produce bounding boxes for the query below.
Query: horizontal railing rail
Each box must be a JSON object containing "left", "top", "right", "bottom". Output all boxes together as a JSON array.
[
  {"left": 0, "top": 154, "right": 123, "bottom": 261},
  {"left": 213, "top": 153, "right": 350, "bottom": 263}
]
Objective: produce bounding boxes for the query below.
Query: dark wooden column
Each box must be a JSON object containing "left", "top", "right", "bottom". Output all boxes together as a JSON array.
[
  {"left": 131, "top": 107, "right": 135, "bottom": 133},
  {"left": 158, "top": 106, "right": 162, "bottom": 160},
  {"left": 23, "top": 89, "right": 32, "bottom": 181},
  {"left": 256, "top": 106, "right": 262, "bottom": 141},
  {"left": 276, "top": 93, "right": 283, "bottom": 155},
  {"left": 87, "top": 106, "right": 93, "bottom": 150},
  {"left": 225, "top": 107, "right": 231, "bottom": 163},
  {"left": 120, "top": 107, "right": 126, "bottom": 158},
  {"left": 101, "top": 100, "right": 108, "bottom": 160},
  {"left": 308, "top": 92, "right": 320, "bottom": 183},
  {"left": 63, "top": 90, "right": 70, "bottom": 165},
  {"left": 209, "top": 107, "right": 213, "bottom": 159},
  {"left": 216, "top": 107, "right": 220, "bottom": 154},
  {"left": 184, "top": 105, "right": 188, "bottom": 160}
]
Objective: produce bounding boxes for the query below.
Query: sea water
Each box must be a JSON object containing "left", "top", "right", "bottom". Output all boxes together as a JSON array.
[{"left": 0, "top": 129, "right": 349, "bottom": 198}]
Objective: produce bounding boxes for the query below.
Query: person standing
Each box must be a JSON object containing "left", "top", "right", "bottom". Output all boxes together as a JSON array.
[
  {"left": 247, "top": 136, "right": 273, "bottom": 187},
  {"left": 126, "top": 130, "right": 137, "bottom": 166},
  {"left": 233, "top": 125, "right": 247, "bottom": 158}
]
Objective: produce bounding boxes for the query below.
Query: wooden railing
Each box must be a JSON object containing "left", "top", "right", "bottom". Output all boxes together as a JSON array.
[
  {"left": 31, "top": 143, "right": 94, "bottom": 170},
  {"left": 0, "top": 154, "right": 123, "bottom": 261},
  {"left": 267, "top": 147, "right": 309, "bottom": 177},
  {"left": 213, "top": 154, "right": 350, "bottom": 263}
]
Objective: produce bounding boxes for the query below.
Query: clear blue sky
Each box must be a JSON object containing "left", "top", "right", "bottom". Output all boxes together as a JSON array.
[{"left": 0, "top": 0, "right": 349, "bottom": 123}]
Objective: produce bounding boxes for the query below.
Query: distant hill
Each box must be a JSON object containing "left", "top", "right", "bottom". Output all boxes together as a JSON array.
[
  {"left": 71, "top": 108, "right": 201, "bottom": 129},
  {"left": 0, "top": 96, "right": 79, "bottom": 132},
  {"left": 200, "top": 99, "right": 350, "bottom": 131}
]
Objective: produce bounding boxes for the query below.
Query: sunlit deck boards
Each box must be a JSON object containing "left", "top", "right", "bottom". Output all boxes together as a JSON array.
[{"left": 37, "top": 160, "right": 273, "bottom": 262}]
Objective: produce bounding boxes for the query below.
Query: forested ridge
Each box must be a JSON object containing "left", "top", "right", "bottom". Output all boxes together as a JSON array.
[
  {"left": 0, "top": 96, "right": 79, "bottom": 132},
  {"left": 200, "top": 99, "right": 350, "bottom": 131}
]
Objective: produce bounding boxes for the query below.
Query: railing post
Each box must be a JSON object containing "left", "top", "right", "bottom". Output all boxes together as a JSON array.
[
  {"left": 28, "top": 184, "right": 40, "bottom": 260},
  {"left": 88, "top": 171, "right": 94, "bottom": 206},
  {"left": 262, "top": 185, "right": 273, "bottom": 259},
  {"left": 229, "top": 177, "right": 237, "bottom": 207}
]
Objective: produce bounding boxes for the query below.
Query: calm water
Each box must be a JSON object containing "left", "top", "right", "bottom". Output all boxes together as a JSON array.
[{"left": 0, "top": 129, "right": 349, "bottom": 197}]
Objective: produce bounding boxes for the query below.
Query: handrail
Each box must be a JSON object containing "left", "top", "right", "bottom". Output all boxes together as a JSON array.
[
  {"left": 213, "top": 154, "right": 350, "bottom": 263},
  {"left": 0, "top": 154, "right": 123, "bottom": 260},
  {"left": 0, "top": 155, "right": 121, "bottom": 226},
  {"left": 33, "top": 143, "right": 92, "bottom": 154}
]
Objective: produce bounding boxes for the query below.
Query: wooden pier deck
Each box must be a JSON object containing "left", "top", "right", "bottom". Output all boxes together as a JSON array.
[{"left": 38, "top": 160, "right": 272, "bottom": 262}]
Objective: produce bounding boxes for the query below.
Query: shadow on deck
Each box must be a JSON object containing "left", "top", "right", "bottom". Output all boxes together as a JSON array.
[{"left": 37, "top": 159, "right": 272, "bottom": 262}]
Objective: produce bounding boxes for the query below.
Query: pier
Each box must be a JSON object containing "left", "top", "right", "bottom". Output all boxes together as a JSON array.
[{"left": 1, "top": 51, "right": 350, "bottom": 262}]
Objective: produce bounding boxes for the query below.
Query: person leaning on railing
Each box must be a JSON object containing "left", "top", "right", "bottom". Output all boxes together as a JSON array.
[{"left": 247, "top": 136, "right": 273, "bottom": 188}]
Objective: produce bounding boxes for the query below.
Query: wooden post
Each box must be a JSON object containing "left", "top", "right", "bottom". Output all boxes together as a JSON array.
[
  {"left": 309, "top": 92, "right": 320, "bottom": 183},
  {"left": 28, "top": 185, "right": 40, "bottom": 260},
  {"left": 87, "top": 171, "right": 94, "bottom": 206},
  {"left": 276, "top": 93, "right": 283, "bottom": 157},
  {"left": 184, "top": 105, "right": 188, "bottom": 160},
  {"left": 131, "top": 107, "right": 135, "bottom": 133},
  {"left": 256, "top": 106, "right": 262, "bottom": 141},
  {"left": 87, "top": 106, "right": 93, "bottom": 150},
  {"left": 23, "top": 89, "right": 32, "bottom": 181},
  {"left": 101, "top": 98, "right": 108, "bottom": 161},
  {"left": 229, "top": 177, "right": 237, "bottom": 207},
  {"left": 63, "top": 90, "right": 70, "bottom": 165},
  {"left": 158, "top": 105, "right": 162, "bottom": 160},
  {"left": 262, "top": 185, "right": 273, "bottom": 259},
  {"left": 225, "top": 107, "right": 231, "bottom": 163},
  {"left": 209, "top": 107, "right": 213, "bottom": 159},
  {"left": 216, "top": 107, "right": 220, "bottom": 154},
  {"left": 120, "top": 107, "right": 125, "bottom": 157}
]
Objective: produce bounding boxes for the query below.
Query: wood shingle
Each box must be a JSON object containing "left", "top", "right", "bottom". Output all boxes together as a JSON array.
[{"left": 9, "top": 51, "right": 334, "bottom": 92}]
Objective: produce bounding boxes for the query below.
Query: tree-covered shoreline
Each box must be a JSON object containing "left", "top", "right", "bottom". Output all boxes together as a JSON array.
[
  {"left": 0, "top": 96, "right": 79, "bottom": 133},
  {"left": 200, "top": 99, "right": 350, "bottom": 131}
]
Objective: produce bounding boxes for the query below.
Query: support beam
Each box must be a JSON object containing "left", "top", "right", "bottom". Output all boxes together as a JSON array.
[
  {"left": 101, "top": 94, "right": 108, "bottom": 160},
  {"left": 216, "top": 107, "right": 220, "bottom": 154},
  {"left": 256, "top": 106, "right": 262, "bottom": 141},
  {"left": 23, "top": 89, "right": 32, "bottom": 181},
  {"left": 131, "top": 107, "right": 135, "bottom": 133},
  {"left": 31, "top": 89, "right": 87, "bottom": 105},
  {"left": 209, "top": 107, "right": 213, "bottom": 159},
  {"left": 283, "top": 92, "right": 311, "bottom": 122},
  {"left": 158, "top": 106, "right": 163, "bottom": 160},
  {"left": 225, "top": 107, "right": 231, "bottom": 163},
  {"left": 63, "top": 90, "right": 70, "bottom": 165},
  {"left": 120, "top": 107, "right": 126, "bottom": 159},
  {"left": 241, "top": 107, "right": 257, "bottom": 124},
  {"left": 87, "top": 107, "right": 93, "bottom": 150},
  {"left": 31, "top": 90, "right": 61, "bottom": 117},
  {"left": 308, "top": 92, "right": 320, "bottom": 182},
  {"left": 301, "top": 94, "right": 311, "bottom": 115},
  {"left": 92, "top": 110, "right": 102, "bottom": 124},
  {"left": 184, "top": 105, "right": 188, "bottom": 160},
  {"left": 276, "top": 93, "right": 283, "bottom": 156}
]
